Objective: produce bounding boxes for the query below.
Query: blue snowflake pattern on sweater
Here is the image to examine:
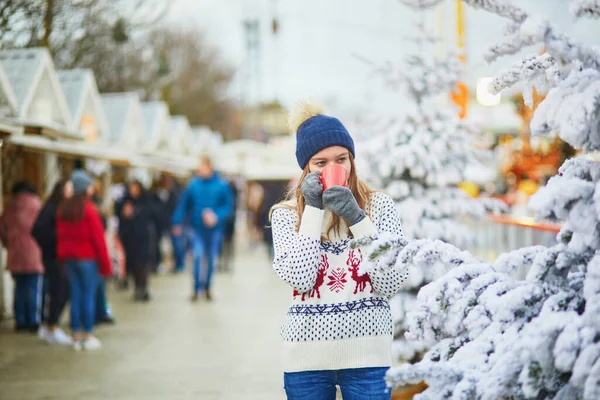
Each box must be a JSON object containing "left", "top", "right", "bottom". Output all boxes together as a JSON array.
[
  {"left": 320, "top": 239, "right": 350, "bottom": 255},
  {"left": 289, "top": 297, "right": 390, "bottom": 315}
]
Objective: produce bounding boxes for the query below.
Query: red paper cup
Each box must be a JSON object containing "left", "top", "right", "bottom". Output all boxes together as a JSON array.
[{"left": 320, "top": 165, "right": 349, "bottom": 190}]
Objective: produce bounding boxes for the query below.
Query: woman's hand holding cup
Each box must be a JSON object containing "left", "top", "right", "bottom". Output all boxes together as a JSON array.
[
  {"left": 301, "top": 172, "right": 324, "bottom": 209},
  {"left": 323, "top": 186, "right": 366, "bottom": 226}
]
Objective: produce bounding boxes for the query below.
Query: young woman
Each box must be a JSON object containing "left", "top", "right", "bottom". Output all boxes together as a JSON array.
[
  {"left": 271, "top": 103, "right": 409, "bottom": 399},
  {"left": 0, "top": 182, "right": 43, "bottom": 333},
  {"left": 56, "top": 170, "right": 112, "bottom": 350},
  {"left": 32, "top": 180, "right": 74, "bottom": 344}
]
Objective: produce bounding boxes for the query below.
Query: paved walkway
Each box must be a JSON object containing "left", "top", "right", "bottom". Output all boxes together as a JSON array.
[{"left": 0, "top": 249, "right": 291, "bottom": 400}]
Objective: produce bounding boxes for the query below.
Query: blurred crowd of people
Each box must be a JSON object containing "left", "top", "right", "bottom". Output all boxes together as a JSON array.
[
  {"left": 0, "top": 155, "right": 242, "bottom": 351},
  {"left": 1, "top": 171, "right": 112, "bottom": 350}
]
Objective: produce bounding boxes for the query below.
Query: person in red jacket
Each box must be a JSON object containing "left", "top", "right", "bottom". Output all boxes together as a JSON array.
[
  {"left": 0, "top": 182, "right": 43, "bottom": 332},
  {"left": 56, "top": 170, "right": 112, "bottom": 351}
]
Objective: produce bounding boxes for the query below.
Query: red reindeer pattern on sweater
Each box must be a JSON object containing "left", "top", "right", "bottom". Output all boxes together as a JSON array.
[
  {"left": 293, "top": 254, "right": 329, "bottom": 301},
  {"left": 347, "top": 249, "right": 373, "bottom": 294}
]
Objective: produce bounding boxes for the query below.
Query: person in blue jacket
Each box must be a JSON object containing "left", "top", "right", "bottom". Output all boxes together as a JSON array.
[{"left": 172, "top": 155, "right": 234, "bottom": 301}]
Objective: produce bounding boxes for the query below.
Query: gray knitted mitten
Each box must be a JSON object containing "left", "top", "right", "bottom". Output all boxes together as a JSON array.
[
  {"left": 301, "top": 172, "right": 323, "bottom": 209},
  {"left": 323, "top": 186, "right": 366, "bottom": 226}
]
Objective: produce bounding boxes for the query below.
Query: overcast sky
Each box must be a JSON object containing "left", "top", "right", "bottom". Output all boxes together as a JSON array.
[{"left": 166, "top": 0, "right": 600, "bottom": 118}]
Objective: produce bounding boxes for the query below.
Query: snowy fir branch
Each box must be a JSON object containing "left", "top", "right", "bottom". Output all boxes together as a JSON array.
[
  {"left": 482, "top": 21, "right": 545, "bottom": 64},
  {"left": 355, "top": 236, "right": 478, "bottom": 280},
  {"left": 529, "top": 69, "right": 600, "bottom": 151},
  {"left": 570, "top": 0, "right": 600, "bottom": 20},
  {"left": 461, "top": 0, "right": 528, "bottom": 23},
  {"left": 488, "top": 53, "right": 557, "bottom": 95}
]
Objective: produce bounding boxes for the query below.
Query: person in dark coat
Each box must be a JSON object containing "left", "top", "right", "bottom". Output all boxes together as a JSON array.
[
  {"left": 116, "top": 180, "right": 161, "bottom": 301},
  {"left": 220, "top": 180, "right": 238, "bottom": 272},
  {"left": 31, "top": 180, "right": 74, "bottom": 344},
  {"left": 257, "top": 181, "right": 287, "bottom": 260},
  {"left": 147, "top": 182, "right": 167, "bottom": 274},
  {"left": 159, "top": 175, "right": 185, "bottom": 273}
]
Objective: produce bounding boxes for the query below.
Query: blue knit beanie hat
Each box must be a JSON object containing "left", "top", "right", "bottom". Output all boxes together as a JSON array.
[
  {"left": 289, "top": 102, "right": 355, "bottom": 169},
  {"left": 70, "top": 169, "right": 94, "bottom": 195}
]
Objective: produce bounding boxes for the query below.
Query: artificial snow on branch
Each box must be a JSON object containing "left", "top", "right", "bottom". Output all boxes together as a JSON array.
[
  {"left": 488, "top": 53, "right": 557, "bottom": 95},
  {"left": 569, "top": 0, "right": 600, "bottom": 20},
  {"left": 353, "top": 236, "right": 478, "bottom": 278},
  {"left": 461, "top": 0, "right": 528, "bottom": 22},
  {"left": 483, "top": 16, "right": 549, "bottom": 64},
  {"left": 529, "top": 69, "right": 600, "bottom": 151}
]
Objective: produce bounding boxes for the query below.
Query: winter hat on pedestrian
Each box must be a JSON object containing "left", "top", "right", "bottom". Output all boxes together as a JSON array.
[
  {"left": 70, "top": 169, "right": 94, "bottom": 195},
  {"left": 289, "top": 101, "right": 355, "bottom": 169}
]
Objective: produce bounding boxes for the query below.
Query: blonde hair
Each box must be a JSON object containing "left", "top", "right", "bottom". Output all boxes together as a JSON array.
[{"left": 273, "top": 154, "right": 374, "bottom": 240}]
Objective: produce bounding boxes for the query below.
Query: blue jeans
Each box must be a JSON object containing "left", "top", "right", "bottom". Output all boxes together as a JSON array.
[
  {"left": 284, "top": 368, "right": 391, "bottom": 400},
  {"left": 95, "top": 277, "right": 112, "bottom": 320},
  {"left": 171, "top": 232, "right": 186, "bottom": 272},
  {"left": 13, "top": 274, "right": 43, "bottom": 328},
  {"left": 40, "top": 275, "right": 48, "bottom": 323},
  {"left": 66, "top": 260, "right": 98, "bottom": 333},
  {"left": 191, "top": 229, "right": 221, "bottom": 292}
]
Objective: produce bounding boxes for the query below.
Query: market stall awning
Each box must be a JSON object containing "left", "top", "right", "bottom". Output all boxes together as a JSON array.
[
  {"left": 0, "top": 121, "right": 22, "bottom": 136},
  {"left": 1, "top": 117, "right": 83, "bottom": 140},
  {"left": 7, "top": 134, "right": 131, "bottom": 166},
  {"left": 129, "top": 153, "right": 193, "bottom": 177}
]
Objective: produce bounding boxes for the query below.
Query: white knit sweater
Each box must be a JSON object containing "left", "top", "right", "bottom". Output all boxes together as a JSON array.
[{"left": 271, "top": 192, "right": 409, "bottom": 372}]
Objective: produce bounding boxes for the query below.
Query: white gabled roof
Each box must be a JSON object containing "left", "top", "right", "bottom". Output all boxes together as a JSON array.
[
  {"left": 57, "top": 69, "right": 110, "bottom": 141},
  {"left": 170, "top": 115, "right": 192, "bottom": 154},
  {"left": 191, "top": 126, "right": 223, "bottom": 156},
  {"left": 0, "top": 62, "right": 17, "bottom": 117},
  {"left": 100, "top": 92, "right": 141, "bottom": 143},
  {"left": 141, "top": 101, "right": 171, "bottom": 147},
  {"left": 0, "top": 47, "right": 71, "bottom": 125}
]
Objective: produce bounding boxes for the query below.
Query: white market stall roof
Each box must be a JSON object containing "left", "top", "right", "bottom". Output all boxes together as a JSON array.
[
  {"left": 190, "top": 126, "right": 222, "bottom": 156},
  {"left": 141, "top": 101, "right": 171, "bottom": 153},
  {"left": 217, "top": 138, "right": 300, "bottom": 181},
  {"left": 0, "top": 47, "right": 71, "bottom": 128},
  {"left": 100, "top": 92, "right": 145, "bottom": 149},
  {"left": 219, "top": 139, "right": 269, "bottom": 159},
  {"left": 57, "top": 69, "right": 109, "bottom": 142},
  {"left": 0, "top": 62, "right": 17, "bottom": 118},
  {"left": 170, "top": 115, "right": 193, "bottom": 155}
]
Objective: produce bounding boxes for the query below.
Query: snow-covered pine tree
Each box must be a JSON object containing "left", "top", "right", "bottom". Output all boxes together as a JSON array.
[
  {"left": 358, "top": 0, "right": 502, "bottom": 364},
  {"left": 356, "top": 0, "right": 600, "bottom": 398}
]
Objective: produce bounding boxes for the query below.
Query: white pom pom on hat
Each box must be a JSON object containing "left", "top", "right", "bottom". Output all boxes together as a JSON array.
[{"left": 287, "top": 100, "right": 326, "bottom": 133}]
